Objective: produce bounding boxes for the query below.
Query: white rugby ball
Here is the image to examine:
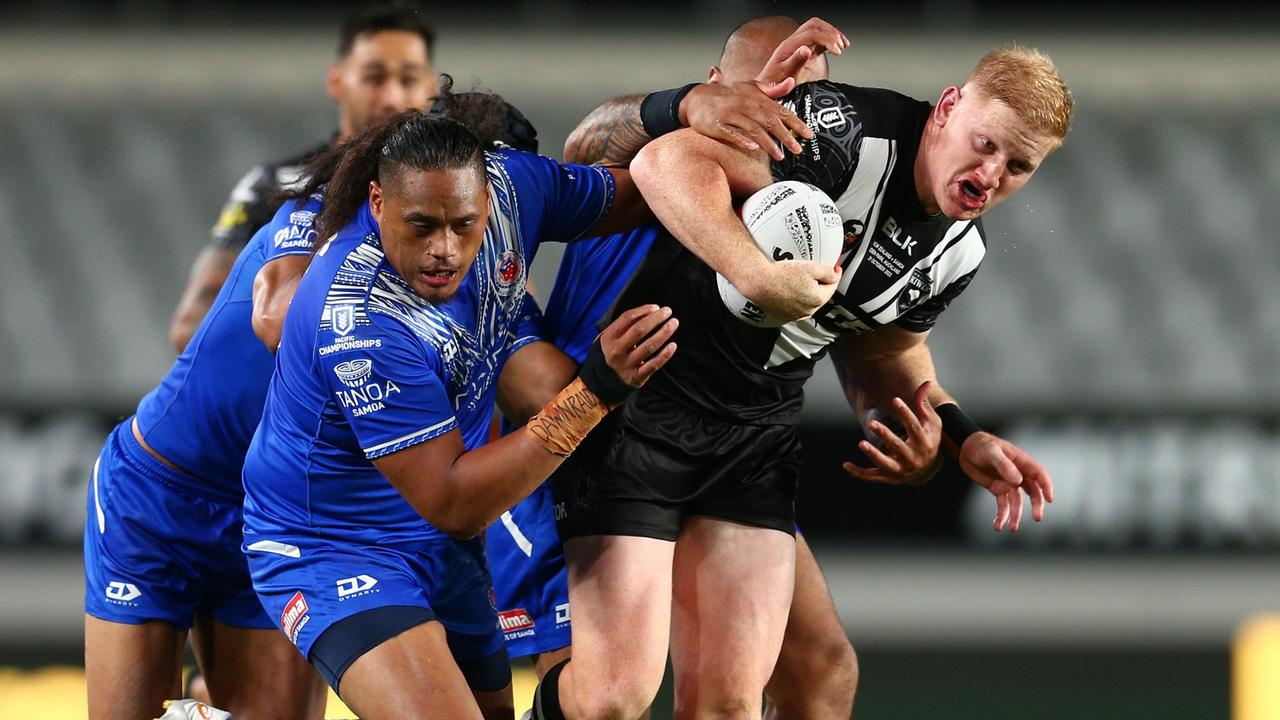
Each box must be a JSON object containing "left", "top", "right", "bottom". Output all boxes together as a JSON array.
[{"left": 717, "top": 180, "right": 844, "bottom": 327}]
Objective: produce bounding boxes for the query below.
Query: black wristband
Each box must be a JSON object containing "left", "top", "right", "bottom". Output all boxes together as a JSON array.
[
  {"left": 936, "top": 403, "right": 982, "bottom": 454},
  {"left": 578, "top": 339, "right": 635, "bottom": 406},
  {"left": 640, "top": 83, "right": 699, "bottom": 139}
]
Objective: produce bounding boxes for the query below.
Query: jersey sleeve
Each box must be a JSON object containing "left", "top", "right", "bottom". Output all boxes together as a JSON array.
[
  {"left": 894, "top": 267, "right": 979, "bottom": 333},
  {"left": 509, "top": 292, "right": 550, "bottom": 355},
  {"left": 260, "top": 194, "right": 324, "bottom": 263},
  {"left": 212, "top": 165, "right": 279, "bottom": 250},
  {"left": 318, "top": 315, "right": 458, "bottom": 460},
  {"left": 770, "top": 81, "right": 865, "bottom": 201},
  {"left": 499, "top": 151, "right": 617, "bottom": 244}
]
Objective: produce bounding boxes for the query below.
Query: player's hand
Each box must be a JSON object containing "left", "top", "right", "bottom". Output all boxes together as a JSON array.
[
  {"left": 599, "top": 304, "right": 678, "bottom": 388},
  {"left": 958, "top": 432, "right": 1055, "bottom": 532},
  {"left": 744, "top": 259, "right": 840, "bottom": 322},
  {"left": 756, "top": 17, "right": 850, "bottom": 87},
  {"left": 680, "top": 81, "right": 812, "bottom": 160},
  {"left": 843, "top": 381, "right": 943, "bottom": 485}
]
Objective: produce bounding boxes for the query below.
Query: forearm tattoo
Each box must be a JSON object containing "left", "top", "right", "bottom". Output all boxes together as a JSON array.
[{"left": 564, "top": 94, "right": 649, "bottom": 166}]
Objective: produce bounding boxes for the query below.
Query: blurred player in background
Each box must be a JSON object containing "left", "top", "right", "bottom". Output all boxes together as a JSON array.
[
  {"left": 168, "top": 0, "right": 438, "bottom": 352},
  {"left": 490, "top": 17, "right": 861, "bottom": 720},
  {"left": 531, "top": 41, "right": 1068, "bottom": 720}
]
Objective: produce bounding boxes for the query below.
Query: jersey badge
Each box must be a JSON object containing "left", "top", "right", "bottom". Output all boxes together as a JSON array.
[{"left": 896, "top": 268, "right": 933, "bottom": 313}]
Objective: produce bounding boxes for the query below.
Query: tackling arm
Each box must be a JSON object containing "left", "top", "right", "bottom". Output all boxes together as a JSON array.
[{"left": 373, "top": 304, "right": 677, "bottom": 539}]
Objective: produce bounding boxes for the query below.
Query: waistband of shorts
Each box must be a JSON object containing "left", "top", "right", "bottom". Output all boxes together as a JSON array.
[{"left": 113, "top": 419, "right": 241, "bottom": 504}]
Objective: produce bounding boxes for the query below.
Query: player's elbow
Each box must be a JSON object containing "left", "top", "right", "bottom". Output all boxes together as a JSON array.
[
  {"left": 251, "top": 306, "right": 284, "bottom": 353},
  {"left": 431, "top": 511, "right": 487, "bottom": 541},
  {"left": 631, "top": 134, "right": 682, "bottom": 194}
]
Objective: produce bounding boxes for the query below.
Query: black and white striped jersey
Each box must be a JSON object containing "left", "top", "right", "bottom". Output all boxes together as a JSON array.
[{"left": 617, "top": 81, "right": 986, "bottom": 423}]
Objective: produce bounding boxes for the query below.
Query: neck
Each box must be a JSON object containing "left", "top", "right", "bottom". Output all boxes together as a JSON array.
[{"left": 913, "top": 122, "right": 940, "bottom": 216}]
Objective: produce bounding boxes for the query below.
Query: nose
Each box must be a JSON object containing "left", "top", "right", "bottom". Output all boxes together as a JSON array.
[
  {"left": 975, "top": 157, "right": 1003, "bottom": 190},
  {"left": 377, "top": 81, "right": 408, "bottom": 113},
  {"left": 427, "top": 229, "right": 459, "bottom": 260}
]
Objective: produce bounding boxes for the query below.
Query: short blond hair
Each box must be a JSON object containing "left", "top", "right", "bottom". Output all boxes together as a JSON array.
[{"left": 967, "top": 46, "right": 1074, "bottom": 144}]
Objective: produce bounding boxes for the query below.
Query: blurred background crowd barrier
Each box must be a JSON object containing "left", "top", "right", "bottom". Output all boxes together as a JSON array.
[{"left": 1, "top": 1, "right": 1278, "bottom": 717}]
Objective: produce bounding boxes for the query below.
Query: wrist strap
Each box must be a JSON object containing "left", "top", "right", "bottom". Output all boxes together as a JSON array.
[
  {"left": 526, "top": 378, "right": 611, "bottom": 457},
  {"left": 640, "top": 83, "right": 699, "bottom": 138},
  {"left": 578, "top": 339, "right": 635, "bottom": 406},
  {"left": 937, "top": 403, "right": 982, "bottom": 455}
]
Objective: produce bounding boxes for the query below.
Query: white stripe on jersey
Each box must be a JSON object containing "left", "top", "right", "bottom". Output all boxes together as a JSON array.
[
  {"left": 835, "top": 137, "right": 896, "bottom": 296},
  {"left": 362, "top": 417, "right": 458, "bottom": 455},
  {"left": 246, "top": 539, "right": 302, "bottom": 558},
  {"left": 500, "top": 511, "right": 535, "bottom": 558}
]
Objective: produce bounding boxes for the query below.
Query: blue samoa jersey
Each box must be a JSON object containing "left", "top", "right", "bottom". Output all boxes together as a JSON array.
[
  {"left": 542, "top": 224, "right": 661, "bottom": 363},
  {"left": 242, "top": 150, "right": 615, "bottom": 545},
  {"left": 131, "top": 194, "right": 323, "bottom": 499}
]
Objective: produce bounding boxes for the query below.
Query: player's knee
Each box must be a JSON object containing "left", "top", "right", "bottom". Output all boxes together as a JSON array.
[
  {"left": 771, "top": 633, "right": 858, "bottom": 710},
  {"left": 572, "top": 686, "right": 654, "bottom": 720},
  {"left": 674, "top": 694, "right": 758, "bottom": 720}
]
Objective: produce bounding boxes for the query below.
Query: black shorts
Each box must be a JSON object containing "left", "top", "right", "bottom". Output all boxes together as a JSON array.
[{"left": 552, "top": 390, "right": 800, "bottom": 542}]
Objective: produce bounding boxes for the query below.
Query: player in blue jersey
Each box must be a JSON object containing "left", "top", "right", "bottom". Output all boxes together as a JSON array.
[
  {"left": 237, "top": 112, "right": 686, "bottom": 720},
  {"left": 84, "top": 193, "right": 330, "bottom": 720}
]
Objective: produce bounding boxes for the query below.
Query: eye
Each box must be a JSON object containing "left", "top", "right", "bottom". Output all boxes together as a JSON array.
[{"left": 979, "top": 136, "right": 996, "bottom": 152}]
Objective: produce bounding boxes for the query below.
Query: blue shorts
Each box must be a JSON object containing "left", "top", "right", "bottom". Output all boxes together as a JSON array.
[
  {"left": 83, "top": 421, "right": 273, "bottom": 630},
  {"left": 245, "top": 532, "right": 506, "bottom": 670},
  {"left": 485, "top": 481, "right": 571, "bottom": 659}
]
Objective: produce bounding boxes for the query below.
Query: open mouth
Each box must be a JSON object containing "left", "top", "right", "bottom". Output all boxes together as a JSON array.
[
  {"left": 420, "top": 268, "right": 458, "bottom": 288},
  {"left": 959, "top": 180, "right": 987, "bottom": 208}
]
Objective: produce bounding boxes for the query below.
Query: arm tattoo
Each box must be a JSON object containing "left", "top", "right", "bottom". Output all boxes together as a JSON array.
[{"left": 564, "top": 94, "right": 649, "bottom": 166}]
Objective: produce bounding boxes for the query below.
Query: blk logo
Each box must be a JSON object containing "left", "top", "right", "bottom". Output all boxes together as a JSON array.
[
  {"left": 882, "top": 217, "right": 917, "bottom": 256},
  {"left": 336, "top": 574, "right": 379, "bottom": 599},
  {"left": 105, "top": 581, "right": 141, "bottom": 602}
]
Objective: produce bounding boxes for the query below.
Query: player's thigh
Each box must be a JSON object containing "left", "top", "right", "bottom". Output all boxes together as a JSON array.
[
  {"left": 84, "top": 615, "right": 185, "bottom": 720},
  {"left": 190, "top": 618, "right": 327, "bottom": 720},
  {"left": 562, "top": 534, "right": 675, "bottom": 707},
  {"left": 669, "top": 516, "right": 796, "bottom": 719},
  {"left": 339, "top": 619, "right": 484, "bottom": 720},
  {"left": 765, "top": 533, "right": 858, "bottom": 720}
]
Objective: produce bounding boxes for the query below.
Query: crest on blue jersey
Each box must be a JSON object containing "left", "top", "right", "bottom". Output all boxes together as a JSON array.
[
  {"left": 495, "top": 250, "right": 522, "bottom": 291},
  {"left": 333, "top": 305, "right": 355, "bottom": 337}
]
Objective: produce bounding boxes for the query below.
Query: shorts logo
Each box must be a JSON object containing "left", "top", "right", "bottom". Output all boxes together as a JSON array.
[
  {"left": 332, "top": 305, "right": 355, "bottom": 337},
  {"left": 281, "top": 591, "right": 310, "bottom": 644},
  {"left": 555, "top": 602, "right": 571, "bottom": 626},
  {"left": 336, "top": 574, "right": 379, "bottom": 600},
  {"left": 105, "top": 581, "right": 141, "bottom": 603},
  {"left": 495, "top": 250, "right": 521, "bottom": 288},
  {"left": 334, "top": 358, "right": 373, "bottom": 387},
  {"left": 816, "top": 107, "right": 847, "bottom": 129},
  {"left": 496, "top": 607, "right": 532, "bottom": 630}
]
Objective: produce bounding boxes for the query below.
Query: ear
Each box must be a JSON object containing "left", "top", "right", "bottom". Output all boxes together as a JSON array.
[
  {"left": 369, "top": 180, "right": 384, "bottom": 223},
  {"left": 933, "top": 85, "right": 962, "bottom": 127},
  {"left": 707, "top": 66, "right": 723, "bottom": 85},
  {"left": 326, "top": 64, "right": 344, "bottom": 103}
]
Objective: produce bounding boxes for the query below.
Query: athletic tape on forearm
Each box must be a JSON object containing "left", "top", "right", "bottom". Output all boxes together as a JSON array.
[
  {"left": 526, "top": 378, "right": 611, "bottom": 457},
  {"left": 640, "top": 83, "right": 698, "bottom": 138},
  {"left": 937, "top": 403, "right": 982, "bottom": 455}
]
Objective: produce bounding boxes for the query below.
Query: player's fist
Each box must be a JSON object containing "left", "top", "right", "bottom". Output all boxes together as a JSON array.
[
  {"left": 740, "top": 259, "right": 839, "bottom": 323},
  {"left": 958, "top": 432, "right": 1055, "bottom": 532}
]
